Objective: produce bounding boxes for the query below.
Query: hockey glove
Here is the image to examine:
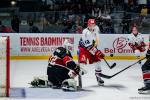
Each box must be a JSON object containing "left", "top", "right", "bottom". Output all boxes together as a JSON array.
[
  {"left": 68, "top": 70, "right": 77, "bottom": 78},
  {"left": 79, "top": 38, "right": 85, "bottom": 48},
  {"left": 129, "top": 43, "right": 137, "bottom": 50},
  {"left": 140, "top": 42, "right": 146, "bottom": 47},
  {"left": 89, "top": 47, "right": 105, "bottom": 59},
  {"left": 95, "top": 50, "right": 105, "bottom": 59},
  {"left": 75, "top": 65, "right": 87, "bottom": 75}
]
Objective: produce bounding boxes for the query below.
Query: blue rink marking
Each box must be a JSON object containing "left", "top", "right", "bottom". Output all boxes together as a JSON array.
[
  {"left": 10, "top": 88, "right": 93, "bottom": 99},
  {"left": 10, "top": 88, "right": 26, "bottom": 98}
]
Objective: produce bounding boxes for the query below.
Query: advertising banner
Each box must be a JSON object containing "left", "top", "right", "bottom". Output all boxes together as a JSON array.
[{"left": 0, "top": 33, "right": 149, "bottom": 59}]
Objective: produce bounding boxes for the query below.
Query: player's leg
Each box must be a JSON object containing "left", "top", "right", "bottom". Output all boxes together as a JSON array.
[
  {"left": 61, "top": 78, "right": 77, "bottom": 91},
  {"left": 78, "top": 47, "right": 87, "bottom": 64},
  {"left": 47, "top": 65, "right": 70, "bottom": 89},
  {"left": 48, "top": 65, "right": 78, "bottom": 91},
  {"left": 138, "top": 58, "right": 150, "bottom": 94},
  {"left": 30, "top": 75, "right": 52, "bottom": 88},
  {"left": 89, "top": 53, "right": 104, "bottom": 86},
  {"left": 78, "top": 47, "right": 88, "bottom": 74},
  {"left": 94, "top": 61, "right": 104, "bottom": 86}
]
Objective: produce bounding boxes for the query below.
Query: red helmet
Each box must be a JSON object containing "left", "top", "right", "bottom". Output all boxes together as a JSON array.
[{"left": 88, "top": 19, "right": 96, "bottom": 26}]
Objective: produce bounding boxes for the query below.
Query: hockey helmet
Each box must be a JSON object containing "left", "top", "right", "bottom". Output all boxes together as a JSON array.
[
  {"left": 63, "top": 39, "right": 73, "bottom": 51},
  {"left": 88, "top": 19, "right": 96, "bottom": 26},
  {"left": 88, "top": 19, "right": 96, "bottom": 30}
]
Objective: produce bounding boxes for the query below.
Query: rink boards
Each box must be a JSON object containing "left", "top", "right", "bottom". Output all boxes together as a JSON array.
[
  {"left": 0, "top": 33, "right": 149, "bottom": 60},
  {"left": 0, "top": 33, "right": 149, "bottom": 99}
]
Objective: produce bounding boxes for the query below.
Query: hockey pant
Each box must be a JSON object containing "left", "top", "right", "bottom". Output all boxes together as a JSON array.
[
  {"left": 47, "top": 65, "right": 70, "bottom": 87},
  {"left": 142, "top": 58, "right": 150, "bottom": 88}
]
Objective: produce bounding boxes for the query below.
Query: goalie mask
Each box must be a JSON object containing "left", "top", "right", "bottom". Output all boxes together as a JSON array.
[{"left": 63, "top": 39, "right": 73, "bottom": 52}]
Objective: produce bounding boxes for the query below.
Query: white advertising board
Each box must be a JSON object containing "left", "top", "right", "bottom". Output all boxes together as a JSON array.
[{"left": 0, "top": 33, "right": 149, "bottom": 59}]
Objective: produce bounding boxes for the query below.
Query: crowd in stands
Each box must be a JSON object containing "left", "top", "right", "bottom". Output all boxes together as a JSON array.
[{"left": 0, "top": 0, "right": 150, "bottom": 34}]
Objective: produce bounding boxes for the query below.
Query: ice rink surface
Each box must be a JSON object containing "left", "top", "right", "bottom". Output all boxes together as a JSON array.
[{"left": 1, "top": 59, "right": 150, "bottom": 100}]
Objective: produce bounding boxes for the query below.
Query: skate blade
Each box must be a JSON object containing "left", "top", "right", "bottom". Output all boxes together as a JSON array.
[
  {"left": 138, "top": 90, "right": 150, "bottom": 94},
  {"left": 29, "top": 86, "right": 51, "bottom": 88},
  {"left": 62, "top": 87, "right": 76, "bottom": 92},
  {"left": 98, "top": 83, "right": 104, "bottom": 86}
]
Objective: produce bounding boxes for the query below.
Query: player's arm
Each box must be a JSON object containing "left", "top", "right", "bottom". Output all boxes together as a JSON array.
[
  {"left": 127, "top": 36, "right": 138, "bottom": 51},
  {"left": 53, "top": 47, "right": 80, "bottom": 77},
  {"left": 90, "top": 46, "right": 105, "bottom": 59},
  {"left": 128, "top": 42, "right": 137, "bottom": 50},
  {"left": 136, "top": 36, "right": 146, "bottom": 52}
]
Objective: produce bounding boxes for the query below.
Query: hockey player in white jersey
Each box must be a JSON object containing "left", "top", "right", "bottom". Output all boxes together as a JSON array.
[
  {"left": 78, "top": 19, "right": 105, "bottom": 86},
  {"left": 127, "top": 26, "right": 146, "bottom": 58}
]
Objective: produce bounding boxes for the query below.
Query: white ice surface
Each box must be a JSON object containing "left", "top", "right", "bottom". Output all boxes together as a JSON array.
[{"left": 1, "top": 59, "right": 150, "bottom": 100}]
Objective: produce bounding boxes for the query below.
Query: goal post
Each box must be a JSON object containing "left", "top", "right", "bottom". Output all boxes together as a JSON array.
[{"left": 0, "top": 36, "right": 10, "bottom": 97}]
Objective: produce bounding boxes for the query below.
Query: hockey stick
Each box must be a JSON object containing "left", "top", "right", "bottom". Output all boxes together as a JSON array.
[
  {"left": 103, "top": 58, "right": 116, "bottom": 69},
  {"left": 77, "top": 49, "right": 82, "bottom": 88},
  {"left": 100, "top": 57, "right": 146, "bottom": 79}
]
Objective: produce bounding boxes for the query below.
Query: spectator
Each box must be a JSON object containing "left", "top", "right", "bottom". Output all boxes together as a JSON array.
[
  {"left": 92, "top": 5, "right": 101, "bottom": 18},
  {"left": 62, "top": 18, "right": 74, "bottom": 33},
  {"left": 139, "top": 5, "right": 148, "bottom": 27},
  {"left": 0, "top": 20, "right": 13, "bottom": 33},
  {"left": 76, "top": 25, "right": 83, "bottom": 33},
  {"left": 120, "top": 13, "right": 131, "bottom": 34},
  {"left": 0, "top": 20, "right": 2, "bottom": 32},
  {"left": 1, "top": 26, "right": 13, "bottom": 33},
  {"left": 140, "top": 5, "right": 148, "bottom": 19},
  {"left": 28, "top": 20, "right": 40, "bottom": 33},
  {"left": 11, "top": 15, "right": 20, "bottom": 33}
]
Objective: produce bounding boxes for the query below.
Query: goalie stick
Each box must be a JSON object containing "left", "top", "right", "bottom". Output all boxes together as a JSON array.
[
  {"left": 77, "top": 49, "right": 82, "bottom": 88},
  {"left": 100, "top": 57, "right": 146, "bottom": 79}
]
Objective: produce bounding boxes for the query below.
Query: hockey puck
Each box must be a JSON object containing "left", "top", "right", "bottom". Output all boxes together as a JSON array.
[{"left": 110, "top": 54, "right": 113, "bottom": 57}]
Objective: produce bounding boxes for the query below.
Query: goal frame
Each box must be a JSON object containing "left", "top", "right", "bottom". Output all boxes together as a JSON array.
[{"left": 0, "top": 36, "right": 10, "bottom": 97}]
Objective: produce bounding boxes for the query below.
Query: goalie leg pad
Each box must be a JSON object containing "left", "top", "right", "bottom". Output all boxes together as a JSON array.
[
  {"left": 61, "top": 79, "right": 77, "bottom": 91},
  {"left": 30, "top": 76, "right": 52, "bottom": 88}
]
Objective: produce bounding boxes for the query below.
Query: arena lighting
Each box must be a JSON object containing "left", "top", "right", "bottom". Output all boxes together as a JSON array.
[{"left": 11, "top": 1, "right": 17, "bottom": 6}]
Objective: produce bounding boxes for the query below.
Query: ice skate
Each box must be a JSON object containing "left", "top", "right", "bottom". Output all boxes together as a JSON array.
[
  {"left": 95, "top": 74, "right": 104, "bottom": 86},
  {"left": 138, "top": 86, "right": 150, "bottom": 94}
]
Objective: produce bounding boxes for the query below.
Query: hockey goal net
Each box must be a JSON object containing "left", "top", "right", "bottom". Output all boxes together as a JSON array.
[{"left": 0, "top": 37, "right": 10, "bottom": 97}]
